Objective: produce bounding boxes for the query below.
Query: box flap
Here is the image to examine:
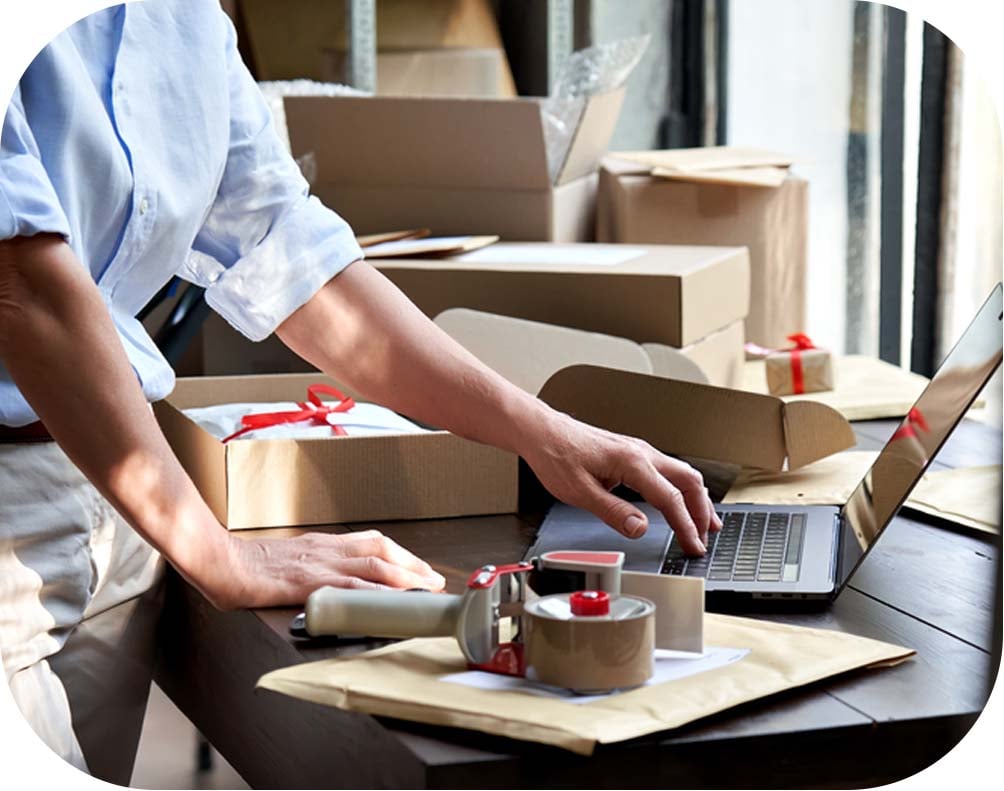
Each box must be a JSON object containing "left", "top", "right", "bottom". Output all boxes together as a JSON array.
[
  {"left": 651, "top": 165, "right": 788, "bottom": 188},
  {"left": 285, "top": 95, "right": 551, "bottom": 190},
  {"left": 536, "top": 365, "right": 853, "bottom": 471},
  {"left": 434, "top": 308, "right": 653, "bottom": 394},
  {"left": 613, "top": 146, "right": 794, "bottom": 173},
  {"left": 555, "top": 89, "right": 626, "bottom": 186},
  {"left": 782, "top": 401, "right": 859, "bottom": 469}
]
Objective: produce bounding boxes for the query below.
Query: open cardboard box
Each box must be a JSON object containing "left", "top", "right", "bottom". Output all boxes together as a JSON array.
[
  {"left": 435, "top": 310, "right": 853, "bottom": 471},
  {"left": 377, "top": 242, "right": 750, "bottom": 347},
  {"left": 538, "top": 365, "right": 855, "bottom": 472},
  {"left": 154, "top": 373, "right": 518, "bottom": 530},
  {"left": 284, "top": 89, "right": 625, "bottom": 241}
]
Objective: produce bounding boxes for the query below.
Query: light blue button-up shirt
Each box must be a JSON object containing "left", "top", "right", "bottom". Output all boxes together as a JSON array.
[{"left": 0, "top": 0, "right": 362, "bottom": 427}]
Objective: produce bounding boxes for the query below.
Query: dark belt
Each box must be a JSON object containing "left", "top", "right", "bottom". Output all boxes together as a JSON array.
[{"left": 0, "top": 421, "right": 54, "bottom": 443}]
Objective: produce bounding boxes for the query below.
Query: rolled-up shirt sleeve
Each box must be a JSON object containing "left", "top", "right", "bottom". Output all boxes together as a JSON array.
[
  {"left": 0, "top": 86, "right": 72, "bottom": 242},
  {"left": 183, "top": 14, "right": 362, "bottom": 342}
]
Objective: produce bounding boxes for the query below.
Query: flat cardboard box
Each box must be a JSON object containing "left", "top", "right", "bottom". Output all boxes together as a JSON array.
[
  {"left": 597, "top": 154, "right": 808, "bottom": 349},
  {"left": 284, "top": 90, "right": 625, "bottom": 241},
  {"left": 538, "top": 365, "right": 855, "bottom": 471},
  {"left": 376, "top": 243, "right": 750, "bottom": 347},
  {"left": 434, "top": 309, "right": 741, "bottom": 391},
  {"left": 154, "top": 373, "right": 518, "bottom": 529},
  {"left": 241, "top": 0, "right": 515, "bottom": 94},
  {"left": 323, "top": 48, "right": 515, "bottom": 98}
]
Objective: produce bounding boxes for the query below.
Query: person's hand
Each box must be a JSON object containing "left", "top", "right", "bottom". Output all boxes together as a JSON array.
[
  {"left": 521, "top": 409, "right": 721, "bottom": 556},
  {"left": 212, "top": 529, "right": 447, "bottom": 609}
]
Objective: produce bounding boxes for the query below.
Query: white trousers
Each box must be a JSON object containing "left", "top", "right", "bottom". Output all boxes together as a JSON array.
[{"left": 0, "top": 441, "right": 163, "bottom": 782}]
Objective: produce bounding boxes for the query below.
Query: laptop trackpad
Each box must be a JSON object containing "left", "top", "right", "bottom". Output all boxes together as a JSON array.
[{"left": 525, "top": 503, "right": 672, "bottom": 572}]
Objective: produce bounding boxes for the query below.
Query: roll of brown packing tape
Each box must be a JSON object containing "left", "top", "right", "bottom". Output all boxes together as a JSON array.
[{"left": 523, "top": 592, "right": 655, "bottom": 693}]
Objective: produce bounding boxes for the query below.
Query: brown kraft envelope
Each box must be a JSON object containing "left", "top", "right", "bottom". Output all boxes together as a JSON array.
[{"left": 258, "top": 613, "right": 913, "bottom": 755}]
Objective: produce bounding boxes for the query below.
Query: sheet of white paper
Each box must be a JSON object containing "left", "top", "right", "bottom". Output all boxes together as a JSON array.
[
  {"left": 184, "top": 401, "right": 427, "bottom": 441},
  {"left": 458, "top": 244, "right": 648, "bottom": 267},
  {"left": 440, "top": 646, "right": 749, "bottom": 704}
]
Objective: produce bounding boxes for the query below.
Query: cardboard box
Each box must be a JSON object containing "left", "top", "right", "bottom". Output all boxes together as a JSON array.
[
  {"left": 284, "top": 90, "right": 625, "bottom": 241},
  {"left": 647, "top": 320, "right": 745, "bottom": 389},
  {"left": 323, "top": 48, "right": 515, "bottom": 98},
  {"left": 376, "top": 243, "right": 749, "bottom": 347},
  {"left": 419, "top": 312, "right": 853, "bottom": 471},
  {"left": 240, "top": 0, "right": 516, "bottom": 94},
  {"left": 597, "top": 154, "right": 808, "bottom": 349},
  {"left": 538, "top": 365, "right": 855, "bottom": 472},
  {"left": 434, "top": 309, "right": 743, "bottom": 391},
  {"left": 154, "top": 373, "right": 518, "bottom": 529}
]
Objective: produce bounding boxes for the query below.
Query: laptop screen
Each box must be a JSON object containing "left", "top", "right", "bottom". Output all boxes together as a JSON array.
[{"left": 837, "top": 284, "right": 1003, "bottom": 589}]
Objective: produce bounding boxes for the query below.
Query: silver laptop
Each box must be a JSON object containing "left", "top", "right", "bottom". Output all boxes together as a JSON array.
[{"left": 528, "top": 284, "right": 1002, "bottom": 604}]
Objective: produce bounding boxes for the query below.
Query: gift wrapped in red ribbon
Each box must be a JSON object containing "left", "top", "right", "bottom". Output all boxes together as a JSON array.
[{"left": 763, "top": 334, "right": 834, "bottom": 396}]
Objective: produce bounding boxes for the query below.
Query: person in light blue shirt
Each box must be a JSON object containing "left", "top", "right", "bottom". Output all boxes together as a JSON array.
[{"left": 0, "top": 1, "right": 718, "bottom": 777}]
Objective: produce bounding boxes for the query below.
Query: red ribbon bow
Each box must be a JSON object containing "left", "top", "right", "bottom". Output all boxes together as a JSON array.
[
  {"left": 221, "top": 384, "right": 356, "bottom": 443},
  {"left": 890, "top": 406, "right": 930, "bottom": 442},
  {"left": 784, "top": 333, "right": 817, "bottom": 395}
]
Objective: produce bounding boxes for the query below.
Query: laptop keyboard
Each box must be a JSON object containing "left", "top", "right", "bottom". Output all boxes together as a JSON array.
[{"left": 661, "top": 511, "right": 805, "bottom": 583}]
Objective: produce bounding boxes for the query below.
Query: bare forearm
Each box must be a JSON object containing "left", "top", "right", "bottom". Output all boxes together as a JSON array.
[
  {"left": 0, "top": 236, "right": 235, "bottom": 603},
  {"left": 277, "top": 260, "right": 554, "bottom": 455}
]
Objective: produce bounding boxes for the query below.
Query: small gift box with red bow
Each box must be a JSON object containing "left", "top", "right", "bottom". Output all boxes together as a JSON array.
[{"left": 763, "top": 334, "right": 834, "bottom": 396}]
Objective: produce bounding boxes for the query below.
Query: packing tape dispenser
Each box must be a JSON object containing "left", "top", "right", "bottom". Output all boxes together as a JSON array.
[{"left": 291, "top": 551, "right": 660, "bottom": 692}]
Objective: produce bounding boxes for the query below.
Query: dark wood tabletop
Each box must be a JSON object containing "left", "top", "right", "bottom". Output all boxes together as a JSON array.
[{"left": 155, "top": 418, "right": 1002, "bottom": 789}]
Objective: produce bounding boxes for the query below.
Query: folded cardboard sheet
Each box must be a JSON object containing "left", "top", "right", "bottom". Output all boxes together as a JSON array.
[
  {"left": 258, "top": 613, "right": 912, "bottom": 755},
  {"left": 538, "top": 365, "right": 855, "bottom": 471},
  {"left": 433, "top": 309, "right": 711, "bottom": 393},
  {"left": 723, "top": 451, "right": 1001, "bottom": 534},
  {"left": 741, "top": 355, "right": 932, "bottom": 420}
]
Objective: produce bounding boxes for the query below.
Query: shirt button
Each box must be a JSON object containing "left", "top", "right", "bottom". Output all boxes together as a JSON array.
[{"left": 139, "top": 198, "right": 149, "bottom": 215}]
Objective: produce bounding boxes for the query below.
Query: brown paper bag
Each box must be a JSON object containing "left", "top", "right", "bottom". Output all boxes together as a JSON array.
[
  {"left": 765, "top": 347, "right": 834, "bottom": 396},
  {"left": 258, "top": 612, "right": 912, "bottom": 755}
]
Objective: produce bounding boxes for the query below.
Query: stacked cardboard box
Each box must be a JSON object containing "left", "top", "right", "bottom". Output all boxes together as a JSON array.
[
  {"left": 597, "top": 148, "right": 808, "bottom": 350},
  {"left": 285, "top": 90, "right": 624, "bottom": 242},
  {"left": 375, "top": 242, "right": 750, "bottom": 388}
]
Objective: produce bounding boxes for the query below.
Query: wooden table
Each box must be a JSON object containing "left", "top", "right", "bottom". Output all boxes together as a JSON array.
[{"left": 155, "top": 419, "right": 1001, "bottom": 788}]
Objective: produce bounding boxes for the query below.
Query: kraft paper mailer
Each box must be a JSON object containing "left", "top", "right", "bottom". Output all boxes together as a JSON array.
[
  {"left": 258, "top": 613, "right": 912, "bottom": 755},
  {"left": 742, "top": 355, "right": 932, "bottom": 420},
  {"left": 724, "top": 452, "right": 1001, "bottom": 535},
  {"left": 724, "top": 451, "right": 877, "bottom": 506},
  {"left": 906, "top": 465, "right": 1002, "bottom": 534}
]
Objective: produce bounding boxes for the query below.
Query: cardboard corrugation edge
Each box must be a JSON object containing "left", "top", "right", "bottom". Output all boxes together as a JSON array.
[
  {"left": 152, "top": 399, "right": 230, "bottom": 524},
  {"left": 537, "top": 365, "right": 854, "bottom": 471}
]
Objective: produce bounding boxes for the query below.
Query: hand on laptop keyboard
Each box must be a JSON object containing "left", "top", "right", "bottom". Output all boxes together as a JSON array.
[{"left": 520, "top": 410, "right": 722, "bottom": 555}]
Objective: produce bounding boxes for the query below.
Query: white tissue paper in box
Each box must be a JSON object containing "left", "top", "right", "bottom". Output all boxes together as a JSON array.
[{"left": 184, "top": 401, "right": 427, "bottom": 442}]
